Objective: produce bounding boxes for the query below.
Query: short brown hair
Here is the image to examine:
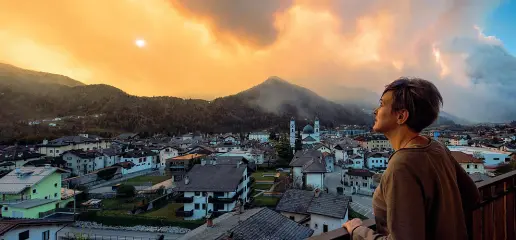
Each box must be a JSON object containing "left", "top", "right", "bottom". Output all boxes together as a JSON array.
[{"left": 383, "top": 77, "right": 443, "bottom": 132}]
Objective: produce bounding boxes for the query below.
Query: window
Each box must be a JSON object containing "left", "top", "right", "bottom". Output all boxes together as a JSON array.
[
  {"left": 54, "top": 193, "right": 58, "bottom": 198},
  {"left": 32, "top": 189, "right": 37, "bottom": 194},
  {"left": 202, "top": 204, "right": 206, "bottom": 210},
  {"left": 323, "top": 224, "right": 329, "bottom": 233},
  {"left": 54, "top": 183, "right": 58, "bottom": 188},
  {"left": 290, "top": 216, "right": 295, "bottom": 221},
  {"left": 475, "top": 164, "right": 478, "bottom": 169},
  {"left": 314, "top": 223, "right": 318, "bottom": 229},
  {"left": 195, "top": 192, "right": 200, "bottom": 196},
  {"left": 19, "top": 230, "right": 29, "bottom": 240},
  {"left": 3, "top": 207, "right": 7, "bottom": 211},
  {"left": 195, "top": 203, "right": 200, "bottom": 210},
  {"left": 202, "top": 192, "right": 207, "bottom": 197},
  {"left": 362, "top": 182, "right": 367, "bottom": 187},
  {"left": 42, "top": 230, "right": 50, "bottom": 240},
  {"left": 45, "top": 196, "right": 48, "bottom": 199},
  {"left": 494, "top": 158, "right": 500, "bottom": 160},
  {"left": 56, "top": 150, "right": 60, "bottom": 153},
  {"left": 362, "top": 176, "right": 367, "bottom": 180},
  {"left": 49, "top": 150, "right": 53, "bottom": 153},
  {"left": 467, "top": 164, "right": 470, "bottom": 169}
]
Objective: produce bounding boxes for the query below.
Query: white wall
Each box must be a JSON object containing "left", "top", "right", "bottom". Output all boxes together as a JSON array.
[
  {"left": 280, "top": 211, "right": 308, "bottom": 222},
  {"left": 1, "top": 224, "right": 66, "bottom": 240},
  {"left": 292, "top": 167, "right": 303, "bottom": 188},
  {"left": 310, "top": 211, "right": 348, "bottom": 236},
  {"left": 306, "top": 173, "right": 324, "bottom": 190},
  {"left": 120, "top": 156, "right": 154, "bottom": 175},
  {"left": 461, "top": 163, "right": 486, "bottom": 174},
  {"left": 335, "top": 150, "right": 344, "bottom": 161}
]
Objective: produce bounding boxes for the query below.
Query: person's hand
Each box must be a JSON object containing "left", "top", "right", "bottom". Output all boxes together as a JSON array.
[{"left": 343, "top": 218, "right": 363, "bottom": 233}]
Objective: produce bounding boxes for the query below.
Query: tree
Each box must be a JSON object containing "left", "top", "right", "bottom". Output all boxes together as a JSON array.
[
  {"left": 275, "top": 136, "right": 293, "bottom": 167},
  {"left": 269, "top": 132, "right": 277, "bottom": 141},
  {"left": 295, "top": 130, "right": 302, "bottom": 151},
  {"left": 116, "top": 184, "right": 136, "bottom": 198}
]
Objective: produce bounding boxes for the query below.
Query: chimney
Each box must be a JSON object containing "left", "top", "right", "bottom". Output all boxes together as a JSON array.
[
  {"left": 42, "top": 139, "right": 48, "bottom": 145},
  {"left": 314, "top": 188, "right": 321, "bottom": 198},
  {"left": 184, "top": 176, "right": 190, "bottom": 185}
]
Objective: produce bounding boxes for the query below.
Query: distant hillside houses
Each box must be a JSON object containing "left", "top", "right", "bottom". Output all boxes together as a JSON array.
[{"left": 38, "top": 134, "right": 111, "bottom": 157}]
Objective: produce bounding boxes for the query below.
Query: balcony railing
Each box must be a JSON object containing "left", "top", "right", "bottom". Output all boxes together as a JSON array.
[
  {"left": 310, "top": 170, "right": 516, "bottom": 239},
  {"left": 208, "top": 196, "right": 236, "bottom": 204},
  {"left": 175, "top": 207, "right": 193, "bottom": 218}
]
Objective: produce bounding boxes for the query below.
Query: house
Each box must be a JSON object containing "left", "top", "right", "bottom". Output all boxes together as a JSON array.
[
  {"left": 98, "top": 148, "right": 122, "bottom": 168},
  {"left": 450, "top": 137, "right": 469, "bottom": 146},
  {"left": 276, "top": 189, "right": 350, "bottom": 236},
  {"left": 348, "top": 154, "right": 364, "bottom": 169},
  {"left": 115, "top": 133, "right": 139, "bottom": 141},
  {"left": 289, "top": 150, "right": 327, "bottom": 190},
  {"left": 450, "top": 151, "right": 486, "bottom": 174},
  {"left": 447, "top": 146, "right": 511, "bottom": 167},
  {"left": 166, "top": 154, "right": 206, "bottom": 182},
  {"left": 147, "top": 146, "right": 179, "bottom": 168},
  {"left": 0, "top": 151, "right": 44, "bottom": 171},
  {"left": 183, "top": 145, "right": 217, "bottom": 155},
  {"left": 119, "top": 150, "right": 157, "bottom": 175},
  {"left": 248, "top": 132, "right": 269, "bottom": 143},
  {"left": 0, "top": 218, "right": 74, "bottom": 240},
  {"left": 214, "top": 142, "right": 242, "bottom": 153},
  {"left": 0, "top": 167, "right": 70, "bottom": 219},
  {"left": 174, "top": 162, "right": 250, "bottom": 220},
  {"left": 365, "top": 152, "right": 390, "bottom": 169},
  {"left": 37, "top": 135, "right": 111, "bottom": 157},
  {"left": 322, "top": 153, "right": 335, "bottom": 173},
  {"left": 220, "top": 134, "right": 240, "bottom": 145},
  {"left": 217, "top": 149, "right": 264, "bottom": 164},
  {"left": 344, "top": 169, "right": 376, "bottom": 196},
  {"left": 314, "top": 144, "right": 332, "bottom": 154},
  {"left": 61, "top": 150, "right": 104, "bottom": 176},
  {"left": 356, "top": 135, "right": 392, "bottom": 150},
  {"left": 333, "top": 139, "right": 361, "bottom": 162},
  {"left": 179, "top": 207, "right": 313, "bottom": 240}
]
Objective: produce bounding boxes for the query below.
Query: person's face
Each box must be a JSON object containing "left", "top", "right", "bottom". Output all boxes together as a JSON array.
[{"left": 373, "top": 91, "right": 399, "bottom": 133}]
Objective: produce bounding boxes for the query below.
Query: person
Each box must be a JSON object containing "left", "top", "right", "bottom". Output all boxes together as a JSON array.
[{"left": 343, "top": 77, "right": 480, "bottom": 240}]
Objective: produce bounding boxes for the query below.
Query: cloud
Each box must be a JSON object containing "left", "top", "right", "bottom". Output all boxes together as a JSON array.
[{"left": 0, "top": 0, "right": 514, "bottom": 122}]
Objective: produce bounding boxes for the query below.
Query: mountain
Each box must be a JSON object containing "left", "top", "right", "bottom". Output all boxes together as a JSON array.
[
  {"left": 230, "top": 77, "right": 369, "bottom": 124},
  {"left": 440, "top": 111, "right": 473, "bottom": 125},
  {"left": 0, "top": 66, "right": 370, "bottom": 143}
]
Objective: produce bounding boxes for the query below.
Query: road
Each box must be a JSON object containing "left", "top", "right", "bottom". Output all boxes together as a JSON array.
[
  {"left": 325, "top": 166, "right": 374, "bottom": 219},
  {"left": 60, "top": 227, "right": 184, "bottom": 240}
]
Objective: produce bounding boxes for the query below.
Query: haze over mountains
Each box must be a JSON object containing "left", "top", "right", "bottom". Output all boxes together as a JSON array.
[{"left": 1, "top": 63, "right": 381, "bottom": 141}]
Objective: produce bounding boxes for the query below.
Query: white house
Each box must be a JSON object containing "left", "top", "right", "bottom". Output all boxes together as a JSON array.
[
  {"left": 314, "top": 144, "right": 332, "bottom": 154},
  {"left": 248, "top": 132, "right": 269, "bottom": 143},
  {"left": 175, "top": 162, "right": 250, "bottom": 220},
  {"left": 349, "top": 154, "right": 364, "bottom": 169},
  {"left": 119, "top": 150, "right": 157, "bottom": 175},
  {"left": 0, "top": 219, "right": 74, "bottom": 240},
  {"left": 365, "top": 152, "right": 390, "bottom": 169},
  {"left": 38, "top": 135, "right": 111, "bottom": 157},
  {"left": 276, "top": 189, "right": 350, "bottom": 236},
  {"left": 217, "top": 149, "right": 264, "bottom": 164},
  {"left": 62, "top": 150, "right": 105, "bottom": 176},
  {"left": 289, "top": 150, "right": 327, "bottom": 190},
  {"left": 344, "top": 169, "right": 376, "bottom": 196},
  {"left": 450, "top": 151, "right": 486, "bottom": 174},
  {"left": 447, "top": 146, "right": 511, "bottom": 167},
  {"left": 333, "top": 140, "right": 361, "bottom": 162},
  {"left": 214, "top": 143, "right": 242, "bottom": 153},
  {"left": 148, "top": 146, "right": 179, "bottom": 168}
]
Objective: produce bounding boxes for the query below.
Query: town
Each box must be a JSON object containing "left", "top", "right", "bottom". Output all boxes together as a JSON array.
[{"left": 0, "top": 119, "right": 515, "bottom": 239}]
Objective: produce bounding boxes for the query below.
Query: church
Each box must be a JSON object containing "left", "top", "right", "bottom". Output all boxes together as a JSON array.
[{"left": 289, "top": 117, "right": 321, "bottom": 147}]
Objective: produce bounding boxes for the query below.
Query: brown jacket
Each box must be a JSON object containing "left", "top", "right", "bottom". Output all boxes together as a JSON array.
[{"left": 352, "top": 140, "right": 480, "bottom": 240}]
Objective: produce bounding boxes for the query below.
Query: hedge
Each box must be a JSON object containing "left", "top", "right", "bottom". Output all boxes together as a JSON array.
[{"left": 78, "top": 211, "right": 204, "bottom": 229}]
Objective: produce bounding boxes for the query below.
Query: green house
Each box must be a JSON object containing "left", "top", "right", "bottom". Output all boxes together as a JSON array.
[{"left": 0, "top": 166, "right": 69, "bottom": 219}]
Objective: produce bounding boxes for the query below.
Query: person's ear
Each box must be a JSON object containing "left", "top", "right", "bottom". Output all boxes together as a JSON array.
[{"left": 397, "top": 109, "right": 409, "bottom": 125}]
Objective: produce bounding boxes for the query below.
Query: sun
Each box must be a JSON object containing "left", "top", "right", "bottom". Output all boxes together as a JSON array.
[{"left": 135, "top": 39, "right": 146, "bottom": 48}]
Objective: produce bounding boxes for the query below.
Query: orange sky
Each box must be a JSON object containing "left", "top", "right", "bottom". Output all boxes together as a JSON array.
[{"left": 0, "top": 0, "right": 506, "bottom": 108}]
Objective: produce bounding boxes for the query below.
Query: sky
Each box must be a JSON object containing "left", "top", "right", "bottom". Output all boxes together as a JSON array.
[{"left": 0, "top": 0, "right": 515, "bottom": 122}]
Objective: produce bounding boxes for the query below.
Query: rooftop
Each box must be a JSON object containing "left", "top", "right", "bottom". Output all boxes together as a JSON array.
[
  {"left": 276, "top": 189, "right": 350, "bottom": 219},
  {"left": 175, "top": 164, "right": 246, "bottom": 192},
  {"left": 450, "top": 151, "right": 484, "bottom": 164},
  {"left": 447, "top": 146, "right": 510, "bottom": 155},
  {"left": 8, "top": 198, "right": 58, "bottom": 209},
  {"left": 171, "top": 153, "right": 206, "bottom": 161},
  {"left": 0, "top": 167, "right": 67, "bottom": 194}
]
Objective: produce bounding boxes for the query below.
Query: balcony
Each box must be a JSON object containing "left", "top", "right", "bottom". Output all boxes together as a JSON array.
[
  {"left": 208, "top": 195, "right": 236, "bottom": 204},
  {"left": 175, "top": 196, "right": 194, "bottom": 203},
  {"left": 175, "top": 207, "right": 193, "bottom": 218},
  {"left": 309, "top": 170, "right": 516, "bottom": 239}
]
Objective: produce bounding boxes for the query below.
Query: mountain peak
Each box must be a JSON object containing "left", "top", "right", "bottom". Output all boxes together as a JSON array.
[{"left": 263, "top": 76, "right": 290, "bottom": 85}]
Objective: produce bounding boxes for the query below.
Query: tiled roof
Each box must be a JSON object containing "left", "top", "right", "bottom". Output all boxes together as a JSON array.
[
  {"left": 451, "top": 151, "right": 484, "bottom": 164},
  {"left": 275, "top": 189, "right": 314, "bottom": 214},
  {"left": 0, "top": 219, "right": 74, "bottom": 235},
  {"left": 63, "top": 150, "right": 102, "bottom": 159},
  {"left": 307, "top": 194, "right": 350, "bottom": 219},
  {"left": 175, "top": 164, "right": 246, "bottom": 192},
  {"left": 302, "top": 159, "right": 327, "bottom": 173},
  {"left": 223, "top": 208, "right": 314, "bottom": 240},
  {"left": 303, "top": 136, "right": 317, "bottom": 142},
  {"left": 347, "top": 169, "right": 375, "bottom": 177}
]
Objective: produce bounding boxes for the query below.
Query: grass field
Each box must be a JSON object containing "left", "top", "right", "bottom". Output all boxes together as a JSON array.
[
  {"left": 253, "top": 196, "right": 279, "bottom": 207},
  {"left": 254, "top": 184, "right": 273, "bottom": 190},
  {"left": 123, "top": 175, "right": 170, "bottom": 186},
  {"left": 142, "top": 203, "right": 184, "bottom": 220},
  {"left": 252, "top": 171, "right": 277, "bottom": 181}
]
